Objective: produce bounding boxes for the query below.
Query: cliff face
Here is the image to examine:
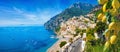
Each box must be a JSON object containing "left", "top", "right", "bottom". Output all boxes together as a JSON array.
[{"left": 44, "top": 2, "right": 95, "bottom": 31}]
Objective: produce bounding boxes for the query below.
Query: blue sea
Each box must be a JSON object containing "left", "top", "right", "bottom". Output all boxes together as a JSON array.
[{"left": 0, "top": 26, "right": 58, "bottom": 52}]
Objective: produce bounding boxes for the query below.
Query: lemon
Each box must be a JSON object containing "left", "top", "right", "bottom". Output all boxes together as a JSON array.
[
  {"left": 112, "top": 0, "right": 120, "bottom": 9},
  {"left": 104, "top": 41, "right": 110, "bottom": 51},
  {"left": 110, "top": 35, "right": 117, "bottom": 44},
  {"left": 97, "top": 13, "right": 104, "bottom": 21},
  {"left": 105, "top": 41, "right": 110, "bottom": 48},
  {"left": 103, "top": 3, "right": 107, "bottom": 12},
  {"left": 110, "top": 9, "right": 119, "bottom": 16},
  {"left": 102, "top": 16, "right": 107, "bottom": 23},
  {"left": 104, "top": 29, "right": 110, "bottom": 39},
  {"left": 108, "top": 22, "right": 117, "bottom": 30},
  {"left": 98, "top": 0, "right": 108, "bottom": 5}
]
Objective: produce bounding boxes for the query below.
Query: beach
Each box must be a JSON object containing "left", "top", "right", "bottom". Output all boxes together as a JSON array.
[{"left": 47, "top": 35, "right": 69, "bottom": 52}]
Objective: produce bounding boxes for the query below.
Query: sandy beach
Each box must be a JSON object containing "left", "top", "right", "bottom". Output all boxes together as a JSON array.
[
  {"left": 47, "top": 38, "right": 65, "bottom": 52},
  {"left": 47, "top": 35, "right": 70, "bottom": 52}
]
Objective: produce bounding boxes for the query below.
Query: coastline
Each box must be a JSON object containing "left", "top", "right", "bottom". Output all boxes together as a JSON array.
[
  {"left": 47, "top": 35, "right": 84, "bottom": 52},
  {"left": 47, "top": 35, "right": 69, "bottom": 52},
  {"left": 47, "top": 39, "right": 60, "bottom": 52}
]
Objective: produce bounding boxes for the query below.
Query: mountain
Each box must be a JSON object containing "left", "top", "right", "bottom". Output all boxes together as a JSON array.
[{"left": 44, "top": 2, "right": 95, "bottom": 31}]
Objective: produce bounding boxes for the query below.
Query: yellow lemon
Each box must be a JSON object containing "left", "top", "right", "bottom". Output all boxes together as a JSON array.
[
  {"left": 110, "top": 9, "right": 119, "bottom": 16},
  {"left": 112, "top": 0, "right": 120, "bottom": 9},
  {"left": 102, "top": 16, "right": 107, "bottom": 23},
  {"left": 105, "top": 41, "right": 110, "bottom": 48},
  {"left": 108, "top": 22, "right": 117, "bottom": 30},
  {"left": 104, "top": 41, "right": 110, "bottom": 51},
  {"left": 105, "top": 29, "right": 110, "bottom": 39},
  {"left": 97, "top": 13, "right": 104, "bottom": 21},
  {"left": 103, "top": 3, "right": 107, "bottom": 12},
  {"left": 98, "top": 0, "right": 108, "bottom": 5},
  {"left": 110, "top": 35, "right": 117, "bottom": 44}
]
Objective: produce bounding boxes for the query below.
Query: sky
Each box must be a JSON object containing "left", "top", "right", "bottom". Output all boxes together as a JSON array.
[{"left": 0, "top": 0, "right": 98, "bottom": 26}]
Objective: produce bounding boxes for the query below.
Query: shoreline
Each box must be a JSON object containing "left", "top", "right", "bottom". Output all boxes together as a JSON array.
[
  {"left": 47, "top": 32, "right": 60, "bottom": 52},
  {"left": 47, "top": 39, "right": 60, "bottom": 52},
  {"left": 47, "top": 34, "right": 85, "bottom": 52},
  {"left": 47, "top": 35, "right": 68, "bottom": 52}
]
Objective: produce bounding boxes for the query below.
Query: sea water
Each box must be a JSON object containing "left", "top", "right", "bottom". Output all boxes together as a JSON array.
[{"left": 0, "top": 26, "right": 57, "bottom": 52}]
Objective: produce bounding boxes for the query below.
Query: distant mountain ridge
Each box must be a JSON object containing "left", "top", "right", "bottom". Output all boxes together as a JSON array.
[{"left": 44, "top": 2, "right": 95, "bottom": 31}]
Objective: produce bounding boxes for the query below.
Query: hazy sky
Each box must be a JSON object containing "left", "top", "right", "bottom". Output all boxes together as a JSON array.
[{"left": 0, "top": 0, "right": 98, "bottom": 26}]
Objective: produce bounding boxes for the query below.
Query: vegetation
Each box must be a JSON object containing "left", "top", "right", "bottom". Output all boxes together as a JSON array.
[
  {"left": 85, "top": 41, "right": 104, "bottom": 52},
  {"left": 75, "top": 28, "right": 86, "bottom": 37},
  {"left": 44, "top": 2, "right": 94, "bottom": 31},
  {"left": 86, "top": 28, "right": 95, "bottom": 36},
  {"left": 85, "top": 0, "right": 120, "bottom": 52},
  {"left": 55, "top": 26, "right": 61, "bottom": 32},
  {"left": 59, "top": 41, "right": 67, "bottom": 48},
  {"left": 75, "top": 28, "right": 81, "bottom": 34},
  {"left": 95, "top": 21, "right": 108, "bottom": 33},
  {"left": 69, "top": 38, "right": 73, "bottom": 43}
]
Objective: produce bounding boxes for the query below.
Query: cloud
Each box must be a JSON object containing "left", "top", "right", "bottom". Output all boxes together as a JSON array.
[
  {"left": 13, "top": 7, "right": 24, "bottom": 14},
  {"left": 0, "top": 6, "right": 62, "bottom": 26},
  {"left": 24, "top": 14, "right": 38, "bottom": 21}
]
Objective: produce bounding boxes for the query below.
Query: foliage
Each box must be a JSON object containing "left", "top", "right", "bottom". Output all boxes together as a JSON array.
[
  {"left": 86, "top": 34, "right": 95, "bottom": 41},
  {"left": 55, "top": 26, "right": 61, "bottom": 32},
  {"left": 95, "top": 9, "right": 103, "bottom": 17},
  {"left": 69, "top": 38, "right": 73, "bottom": 43},
  {"left": 85, "top": 0, "right": 120, "bottom": 52},
  {"left": 85, "top": 41, "right": 104, "bottom": 52},
  {"left": 59, "top": 41, "right": 67, "bottom": 48},
  {"left": 86, "top": 28, "right": 95, "bottom": 36},
  {"left": 75, "top": 28, "right": 86, "bottom": 37},
  {"left": 95, "top": 21, "right": 108, "bottom": 33},
  {"left": 75, "top": 28, "right": 81, "bottom": 34}
]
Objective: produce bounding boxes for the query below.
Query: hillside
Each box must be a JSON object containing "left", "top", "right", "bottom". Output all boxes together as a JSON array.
[{"left": 44, "top": 2, "right": 95, "bottom": 31}]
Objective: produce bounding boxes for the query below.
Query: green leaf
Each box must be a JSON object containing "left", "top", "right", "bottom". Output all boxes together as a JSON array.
[
  {"left": 105, "top": 12, "right": 112, "bottom": 23},
  {"left": 104, "top": 0, "right": 112, "bottom": 11}
]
